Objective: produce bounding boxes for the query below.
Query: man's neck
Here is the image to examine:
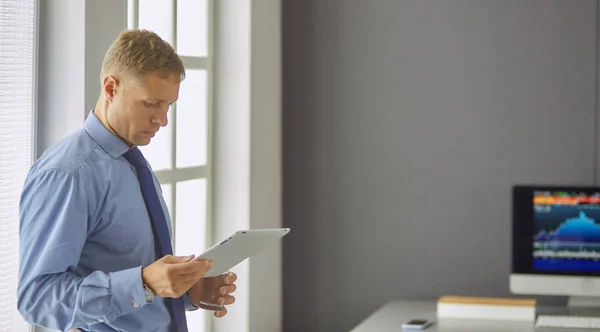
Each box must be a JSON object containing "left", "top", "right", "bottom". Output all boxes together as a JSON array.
[{"left": 94, "top": 98, "right": 133, "bottom": 148}]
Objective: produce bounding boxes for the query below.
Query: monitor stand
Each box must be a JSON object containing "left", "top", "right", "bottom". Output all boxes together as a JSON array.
[
  {"left": 568, "top": 296, "right": 600, "bottom": 308},
  {"left": 554, "top": 296, "right": 600, "bottom": 317}
]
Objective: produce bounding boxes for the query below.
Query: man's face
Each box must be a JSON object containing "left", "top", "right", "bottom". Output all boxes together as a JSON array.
[{"left": 107, "top": 73, "right": 180, "bottom": 146}]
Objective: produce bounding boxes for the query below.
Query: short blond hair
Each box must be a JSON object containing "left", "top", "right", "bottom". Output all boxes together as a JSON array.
[{"left": 101, "top": 29, "right": 185, "bottom": 83}]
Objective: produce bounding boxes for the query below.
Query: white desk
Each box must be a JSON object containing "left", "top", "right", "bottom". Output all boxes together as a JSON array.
[{"left": 350, "top": 299, "right": 598, "bottom": 332}]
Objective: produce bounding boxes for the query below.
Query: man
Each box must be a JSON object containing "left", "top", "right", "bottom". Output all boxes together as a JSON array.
[{"left": 17, "top": 29, "right": 236, "bottom": 332}]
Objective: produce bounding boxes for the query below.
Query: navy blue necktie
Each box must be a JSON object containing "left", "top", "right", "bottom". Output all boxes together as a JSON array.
[{"left": 123, "top": 147, "right": 188, "bottom": 332}]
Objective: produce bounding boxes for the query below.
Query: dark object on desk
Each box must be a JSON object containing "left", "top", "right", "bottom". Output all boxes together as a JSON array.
[{"left": 401, "top": 318, "right": 434, "bottom": 330}]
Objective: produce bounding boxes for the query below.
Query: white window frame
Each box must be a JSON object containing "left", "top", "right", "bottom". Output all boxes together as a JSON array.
[
  {"left": 127, "top": 0, "right": 214, "bottom": 259},
  {"left": 128, "top": 1, "right": 215, "bottom": 331}
]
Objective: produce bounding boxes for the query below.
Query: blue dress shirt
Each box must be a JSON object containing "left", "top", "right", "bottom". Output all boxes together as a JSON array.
[{"left": 18, "top": 111, "right": 196, "bottom": 332}]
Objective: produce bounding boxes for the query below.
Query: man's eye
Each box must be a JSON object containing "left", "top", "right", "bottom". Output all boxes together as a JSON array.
[{"left": 143, "top": 101, "right": 160, "bottom": 108}]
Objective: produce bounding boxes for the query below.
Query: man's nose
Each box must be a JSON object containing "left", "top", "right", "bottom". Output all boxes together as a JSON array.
[{"left": 153, "top": 111, "right": 168, "bottom": 127}]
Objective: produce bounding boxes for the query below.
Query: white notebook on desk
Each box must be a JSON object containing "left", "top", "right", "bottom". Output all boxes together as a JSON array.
[{"left": 436, "top": 296, "right": 536, "bottom": 322}]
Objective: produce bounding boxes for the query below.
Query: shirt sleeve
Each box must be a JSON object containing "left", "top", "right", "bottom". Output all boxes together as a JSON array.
[
  {"left": 17, "top": 168, "right": 148, "bottom": 330},
  {"left": 182, "top": 292, "right": 200, "bottom": 311}
]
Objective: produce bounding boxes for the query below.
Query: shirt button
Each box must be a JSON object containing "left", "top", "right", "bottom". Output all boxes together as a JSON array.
[{"left": 133, "top": 301, "right": 140, "bottom": 308}]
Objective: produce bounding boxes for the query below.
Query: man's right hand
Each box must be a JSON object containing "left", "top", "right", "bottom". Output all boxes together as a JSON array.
[{"left": 142, "top": 255, "right": 213, "bottom": 298}]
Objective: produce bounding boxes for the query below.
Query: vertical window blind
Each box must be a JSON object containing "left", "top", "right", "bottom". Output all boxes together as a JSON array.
[{"left": 0, "top": 0, "right": 36, "bottom": 331}]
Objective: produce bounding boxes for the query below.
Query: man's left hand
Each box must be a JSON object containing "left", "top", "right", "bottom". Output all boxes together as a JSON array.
[{"left": 187, "top": 272, "right": 237, "bottom": 317}]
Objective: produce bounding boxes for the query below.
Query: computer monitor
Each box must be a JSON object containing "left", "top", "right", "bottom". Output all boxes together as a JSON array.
[{"left": 510, "top": 185, "right": 600, "bottom": 307}]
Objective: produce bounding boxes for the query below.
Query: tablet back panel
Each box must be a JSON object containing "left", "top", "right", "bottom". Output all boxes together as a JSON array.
[{"left": 197, "top": 228, "right": 290, "bottom": 277}]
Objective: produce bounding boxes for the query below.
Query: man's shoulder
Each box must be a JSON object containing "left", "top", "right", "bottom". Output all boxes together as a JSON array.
[{"left": 30, "top": 129, "right": 99, "bottom": 176}]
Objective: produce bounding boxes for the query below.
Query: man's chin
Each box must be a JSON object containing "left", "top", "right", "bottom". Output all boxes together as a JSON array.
[{"left": 133, "top": 138, "right": 152, "bottom": 146}]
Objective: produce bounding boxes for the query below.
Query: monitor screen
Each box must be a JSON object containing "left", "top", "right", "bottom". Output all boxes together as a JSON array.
[
  {"left": 513, "top": 185, "right": 600, "bottom": 277},
  {"left": 533, "top": 190, "right": 600, "bottom": 272}
]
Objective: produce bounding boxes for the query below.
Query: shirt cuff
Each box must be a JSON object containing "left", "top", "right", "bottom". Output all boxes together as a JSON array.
[
  {"left": 183, "top": 292, "right": 200, "bottom": 311},
  {"left": 109, "top": 266, "right": 148, "bottom": 317}
]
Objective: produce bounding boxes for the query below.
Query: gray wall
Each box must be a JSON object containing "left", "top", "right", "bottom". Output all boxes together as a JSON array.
[{"left": 282, "top": 1, "right": 598, "bottom": 331}]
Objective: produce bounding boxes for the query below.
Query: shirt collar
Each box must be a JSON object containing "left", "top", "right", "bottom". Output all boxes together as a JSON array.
[{"left": 84, "top": 110, "right": 131, "bottom": 158}]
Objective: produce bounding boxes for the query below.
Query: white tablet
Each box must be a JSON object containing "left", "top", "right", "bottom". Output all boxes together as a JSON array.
[{"left": 194, "top": 228, "right": 290, "bottom": 278}]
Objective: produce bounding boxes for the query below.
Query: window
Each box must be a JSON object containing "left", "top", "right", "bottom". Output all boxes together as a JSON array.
[
  {"left": 127, "top": 1, "right": 213, "bottom": 331},
  {"left": 0, "top": 0, "right": 37, "bottom": 331}
]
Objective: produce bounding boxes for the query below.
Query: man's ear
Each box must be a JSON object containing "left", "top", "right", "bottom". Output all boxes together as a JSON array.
[{"left": 103, "top": 75, "right": 119, "bottom": 102}]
